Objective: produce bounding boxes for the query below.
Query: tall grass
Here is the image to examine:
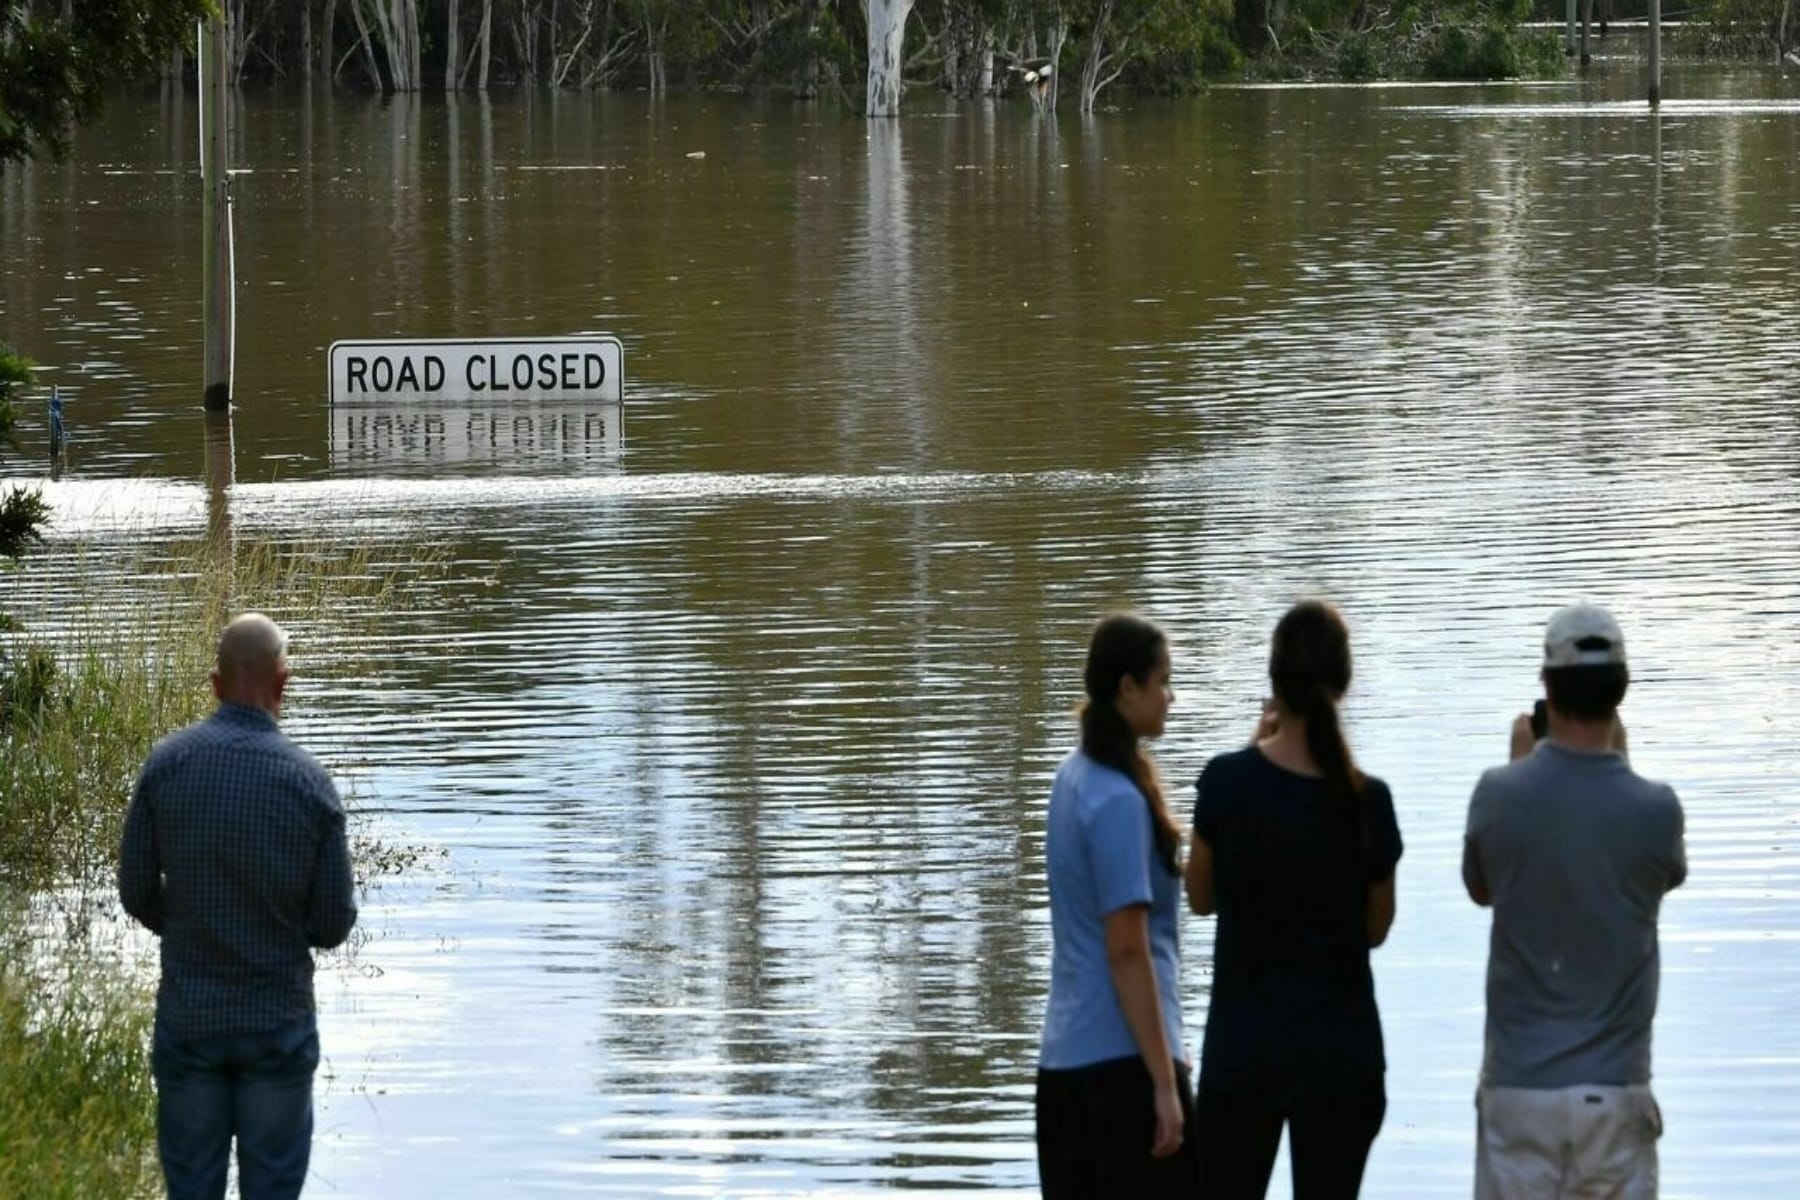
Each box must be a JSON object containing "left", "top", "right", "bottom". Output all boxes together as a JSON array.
[
  {"left": 0, "top": 918, "right": 160, "bottom": 1200},
  {"left": 0, "top": 533, "right": 438, "bottom": 1193}
]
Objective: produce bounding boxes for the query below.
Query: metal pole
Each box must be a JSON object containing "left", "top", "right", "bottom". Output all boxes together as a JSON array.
[
  {"left": 1566, "top": 0, "right": 1577, "bottom": 56},
  {"left": 201, "top": 15, "right": 234, "bottom": 412},
  {"left": 1648, "top": 0, "right": 1663, "bottom": 106},
  {"left": 1581, "top": 0, "right": 1593, "bottom": 66}
]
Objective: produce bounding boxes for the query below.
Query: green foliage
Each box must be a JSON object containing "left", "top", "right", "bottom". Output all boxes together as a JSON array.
[
  {"left": 1335, "top": 29, "right": 1383, "bottom": 79},
  {"left": 0, "top": 922, "right": 159, "bottom": 1200},
  {"left": 1420, "top": 17, "right": 1562, "bottom": 77},
  {"left": 1, "top": 344, "right": 51, "bottom": 715},
  {"left": 1121, "top": 0, "right": 1243, "bottom": 92},
  {"left": 0, "top": 488, "right": 49, "bottom": 567},
  {"left": 1676, "top": 0, "right": 1793, "bottom": 56},
  {"left": 0, "top": 0, "right": 211, "bottom": 166},
  {"left": 0, "top": 345, "right": 30, "bottom": 452},
  {"left": 0, "top": 645, "right": 57, "bottom": 731}
]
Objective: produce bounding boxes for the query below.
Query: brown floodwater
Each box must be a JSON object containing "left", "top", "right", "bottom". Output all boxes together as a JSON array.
[{"left": 3, "top": 58, "right": 1799, "bottom": 1196}]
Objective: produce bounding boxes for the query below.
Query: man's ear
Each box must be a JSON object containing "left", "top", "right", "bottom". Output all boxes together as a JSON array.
[{"left": 211, "top": 670, "right": 226, "bottom": 702}]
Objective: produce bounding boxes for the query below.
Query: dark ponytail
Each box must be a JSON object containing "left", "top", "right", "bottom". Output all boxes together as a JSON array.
[
  {"left": 1269, "top": 600, "right": 1366, "bottom": 834},
  {"left": 1081, "top": 613, "right": 1182, "bottom": 875}
]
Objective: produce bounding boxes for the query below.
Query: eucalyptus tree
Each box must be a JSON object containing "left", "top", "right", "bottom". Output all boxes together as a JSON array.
[{"left": 865, "top": 0, "right": 914, "bottom": 112}]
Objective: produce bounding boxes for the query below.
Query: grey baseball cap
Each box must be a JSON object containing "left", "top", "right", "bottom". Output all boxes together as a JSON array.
[{"left": 1544, "top": 603, "right": 1627, "bottom": 668}]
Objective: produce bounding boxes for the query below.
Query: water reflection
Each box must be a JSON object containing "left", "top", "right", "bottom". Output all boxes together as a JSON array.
[{"left": 328, "top": 403, "right": 623, "bottom": 474}]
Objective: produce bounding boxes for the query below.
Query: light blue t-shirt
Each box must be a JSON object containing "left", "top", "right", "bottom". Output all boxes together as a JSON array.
[{"left": 1039, "top": 750, "right": 1185, "bottom": 1070}]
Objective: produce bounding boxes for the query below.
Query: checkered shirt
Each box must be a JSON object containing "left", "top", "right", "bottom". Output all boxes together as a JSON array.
[{"left": 119, "top": 702, "right": 357, "bottom": 1041}]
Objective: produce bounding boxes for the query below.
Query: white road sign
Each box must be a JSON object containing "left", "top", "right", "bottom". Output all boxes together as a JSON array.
[{"left": 329, "top": 337, "right": 623, "bottom": 405}]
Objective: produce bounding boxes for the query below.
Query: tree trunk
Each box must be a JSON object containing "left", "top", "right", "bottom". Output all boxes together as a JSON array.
[
  {"left": 390, "top": 0, "right": 421, "bottom": 89},
  {"left": 511, "top": 9, "right": 538, "bottom": 85},
  {"left": 477, "top": 0, "right": 492, "bottom": 89},
  {"left": 322, "top": 0, "right": 338, "bottom": 83},
  {"left": 1046, "top": 19, "right": 1066, "bottom": 106},
  {"left": 645, "top": 10, "right": 665, "bottom": 92},
  {"left": 227, "top": 0, "right": 251, "bottom": 84},
  {"left": 446, "top": 0, "right": 460, "bottom": 89},
  {"left": 977, "top": 32, "right": 993, "bottom": 95},
  {"left": 797, "top": 0, "right": 826, "bottom": 96},
  {"left": 1078, "top": 0, "right": 1111, "bottom": 114},
  {"left": 302, "top": 0, "right": 314, "bottom": 81},
  {"left": 865, "top": 0, "right": 912, "bottom": 116},
  {"left": 349, "top": 0, "right": 385, "bottom": 88}
]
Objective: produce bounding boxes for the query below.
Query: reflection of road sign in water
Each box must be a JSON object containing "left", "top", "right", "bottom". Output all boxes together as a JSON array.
[
  {"left": 330, "top": 405, "right": 623, "bottom": 471},
  {"left": 329, "top": 337, "right": 623, "bottom": 405}
]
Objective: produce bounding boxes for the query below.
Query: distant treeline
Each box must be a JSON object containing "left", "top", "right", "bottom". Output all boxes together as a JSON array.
[{"left": 165, "top": 0, "right": 1800, "bottom": 111}]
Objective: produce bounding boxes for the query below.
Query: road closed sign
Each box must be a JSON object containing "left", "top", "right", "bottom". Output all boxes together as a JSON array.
[{"left": 329, "top": 337, "right": 623, "bottom": 405}]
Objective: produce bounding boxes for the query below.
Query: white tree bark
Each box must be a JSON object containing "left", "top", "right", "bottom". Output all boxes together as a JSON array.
[
  {"left": 386, "top": 0, "right": 420, "bottom": 90},
  {"left": 1078, "top": 0, "right": 1114, "bottom": 114},
  {"left": 865, "top": 0, "right": 912, "bottom": 116},
  {"left": 446, "top": 0, "right": 461, "bottom": 90},
  {"left": 349, "top": 0, "right": 384, "bottom": 88},
  {"left": 322, "top": 0, "right": 337, "bottom": 82},
  {"left": 477, "top": 0, "right": 492, "bottom": 89}
]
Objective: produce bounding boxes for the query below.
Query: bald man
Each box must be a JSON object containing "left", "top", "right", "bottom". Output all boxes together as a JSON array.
[{"left": 120, "top": 613, "right": 356, "bottom": 1200}]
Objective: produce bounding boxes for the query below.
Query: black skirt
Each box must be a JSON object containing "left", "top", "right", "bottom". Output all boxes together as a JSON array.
[{"left": 1035, "top": 1055, "right": 1200, "bottom": 1199}]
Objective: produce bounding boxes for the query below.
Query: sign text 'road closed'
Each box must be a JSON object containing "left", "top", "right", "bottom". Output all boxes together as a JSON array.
[{"left": 329, "top": 337, "right": 624, "bottom": 405}]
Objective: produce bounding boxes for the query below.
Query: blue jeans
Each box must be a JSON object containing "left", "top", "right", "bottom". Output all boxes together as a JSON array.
[{"left": 152, "top": 1013, "right": 320, "bottom": 1200}]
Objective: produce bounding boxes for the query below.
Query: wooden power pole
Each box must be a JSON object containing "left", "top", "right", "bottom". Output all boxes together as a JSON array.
[
  {"left": 201, "top": 15, "right": 234, "bottom": 412},
  {"left": 1648, "top": 0, "right": 1663, "bottom": 105}
]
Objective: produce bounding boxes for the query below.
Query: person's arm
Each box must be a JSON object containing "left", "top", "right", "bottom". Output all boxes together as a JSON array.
[
  {"left": 118, "top": 768, "right": 165, "bottom": 934},
  {"left": 1509, "top": 713, "right": 1535, "bottom": 762},
  {"left": 305, "top": 789, "right": 358, "bottom": 949},
  {"left": 1463, "top": 772, "right": 1492, "bottom": 907},
  {"left": 1184, "top": 832, "right": 1215, "bottom": 916},
  {"left": 1462, "top": 838, "right": 1491, "bottom": 907},
  {"left": 1104, "top": 906, "right": 1185, "bottom": 1159},
  {"left": 1367, "top": 875, "right": 1396, "bottom": 945},
  {"left": 1663, "top": 789, "right": 1687, "bottom": 892}
]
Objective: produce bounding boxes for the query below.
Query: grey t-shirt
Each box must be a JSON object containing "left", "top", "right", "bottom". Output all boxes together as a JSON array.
[{"left": 1463, "top": 741, "right": 1686, "bottom": 1089}]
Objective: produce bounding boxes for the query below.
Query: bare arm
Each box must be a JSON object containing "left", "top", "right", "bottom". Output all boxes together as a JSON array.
[
  {"left": 1367, "top": 874, "right": 1396, "bottom": 946},
  {"left": 1184, "top": 832, "right": 1215, "bottom": 916},
  {"left": 1104, "top": 906, "right": 1185, "bottom": 1158}
]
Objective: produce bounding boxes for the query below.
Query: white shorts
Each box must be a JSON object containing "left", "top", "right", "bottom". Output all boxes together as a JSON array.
[{"left": 1475, "top": 1084, "right": 1661, "bottom": 1200}]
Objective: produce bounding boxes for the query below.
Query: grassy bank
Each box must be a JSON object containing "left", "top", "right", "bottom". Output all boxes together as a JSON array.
[{"left": 0, "top": 534, "right": 432, "bottom": 1195}]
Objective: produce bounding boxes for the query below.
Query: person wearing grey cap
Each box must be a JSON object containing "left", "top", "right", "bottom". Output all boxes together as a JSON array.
[{"left": 1462, "top": 604, "right": 1687, "bottom": 1199}]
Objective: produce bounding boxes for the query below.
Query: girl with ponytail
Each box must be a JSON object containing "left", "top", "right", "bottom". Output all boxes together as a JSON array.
[
  {"left": 1036, "top": 613, "right": 1199, "bottom": 1197},
  {"left": 1185, "top": 600, "right": 1402, "bottom": 1199}
]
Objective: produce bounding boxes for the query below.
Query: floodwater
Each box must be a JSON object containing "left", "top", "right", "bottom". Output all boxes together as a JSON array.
[{"left": 3, "top": 54, "right": 1799, "bottom": 1198}]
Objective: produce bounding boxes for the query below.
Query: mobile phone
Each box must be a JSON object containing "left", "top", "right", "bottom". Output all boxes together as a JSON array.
[{"left": 1529, "top": 699, "right": 1548, "bottom": 741}]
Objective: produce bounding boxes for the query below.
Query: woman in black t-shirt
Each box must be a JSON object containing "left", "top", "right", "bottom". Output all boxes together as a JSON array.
[{"left": 1185, "top": 599, "right": 1402, "bottom": 1200}]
